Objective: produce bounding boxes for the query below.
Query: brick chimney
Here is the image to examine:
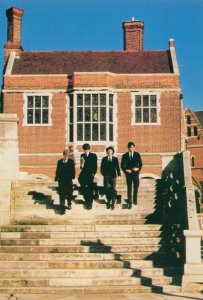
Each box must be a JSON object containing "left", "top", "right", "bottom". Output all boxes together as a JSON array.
[
  {"left": 4, "top": 7, "right": 24, "bottom": 63},
  {"left": 122, "top": 17, "right": 144, "bottom": 51}
]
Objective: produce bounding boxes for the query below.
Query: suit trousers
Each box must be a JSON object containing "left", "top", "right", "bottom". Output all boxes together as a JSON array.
[
  {"left": 125, "top": 173, "right": 139, "bottom": 204},
  {"left": 80, "top": 179, "right": 94, "bottom": 208},
  {"left": 104, "top": 176, "right": 117, "bottom": 205},
  {"left": 58, "top": 183, "right": 73, "bottom": 207}
]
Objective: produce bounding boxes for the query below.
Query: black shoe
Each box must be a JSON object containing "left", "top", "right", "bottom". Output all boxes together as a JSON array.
[
  {"left": 128, "top": 203, "right": 132, "bottom": 209},
  {"left": 133, "top": 201, "right": 137, "bottom": 205},
  {"left": 59, "top": 206, "right": 66, "bottom": 214},
  {"left": 106, "top": 203, "right": 110, "bottom": 209},
  {"left": 111, "top": 205, "right": 114, "bottom": 210},
  {"left": 67, "top": 204, "right": 71, "bottom": 210}
]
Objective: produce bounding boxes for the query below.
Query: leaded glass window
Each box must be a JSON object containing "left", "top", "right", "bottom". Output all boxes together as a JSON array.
[
  {"left": 134, "top": 94, "right": 158, "bottom": 124},
  {"left": 72, "top": 93, "right": 114, "bottom": 142},
  {"left": 26, "top": 95, "right": 49, "bottom": 125}
]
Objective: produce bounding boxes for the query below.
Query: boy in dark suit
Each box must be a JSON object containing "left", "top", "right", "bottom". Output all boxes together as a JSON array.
[
  {"left": 55, "top": 149, "right": 75, "bottom": 212},
  {"left": 121, "top": 142, "right": 142, "bottom": 208},
  {"left": 101, "top": 146, "right": 121, "bottom": 210},
  {"left": 79, "top": 143, "right": 97, "bottom": 210}
]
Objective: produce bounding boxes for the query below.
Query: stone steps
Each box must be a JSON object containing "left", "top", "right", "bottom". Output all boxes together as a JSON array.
[
  {"left": 9, "top": 215, "right": 147, "bottom": 225},
  {"left": 0, "top": 252, "right": 116, "bottom": 261},
  {"left": 0, "top": 237, "right": 162, "bottom": 246},
  {"left": 0, "top": 177, "right": 183, "bottom": 296},
  {"left": 0, "top": 224, "right": 162, "bottom": 232},
  {"left": 0, "top": 268, "right": 134, "bottom": 278},
  {"left": 0, "top": 276, "right": 142, "bottom": 287},
  {"left": 0, "top": 230, "right": 161, "bottom": 239},
  {"left": 0, "top": 244, "right": 162, "bottom": 253},
  {"left": 0, "top": 260, "right": 125, "bottom": 269},
  {"left": 0, "top": 285, "right": 151, "bottom": 294}
]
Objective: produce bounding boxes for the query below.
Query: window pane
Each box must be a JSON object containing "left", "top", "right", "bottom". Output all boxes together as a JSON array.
[
  {"left": 100, "top": 94, "right": 106, "bottom": 105},
  {"left": 109, "top": 108, "right": 113, "bottom": 122},
  {"left": 69, "top": 124, "right": 73, "bottom": 142},
  {"left": 109, "top": 124, "right": 113, "bottom": 141},
  {"left": 100, "top": 107, "right": 106, "bottom": 121},
  {"left": 92, "top": 107, "right": 98, "bottom": 122},
  {"left": 69, "top": 94, "right": 73, "bottom": 107},
  {"left": 187, "top": 127, "right": 191, "bottom": 137},
  {"left": 85, "top": 94, "right": 91, "bottom": 106},
  {"left": 42, "top": 109, "right": 49, "bottom": 124},
  {"left": 35, "top": 109, "right": 41, "bottom": 124},
  {"left": 77, "top": 107, "right": 83, "bottom": 122},
  {"left": 150, "top": 108, "right": 157, "bottom": 123},
  {"left": 135, "top": 108, "right": 141, "bottom": 123},
  {"left": 109, "top": 94, "right": 113, "bottom": 106},
  {"left": 27, "top": 96, "right": 33, "bottom": 108},
  {"left": 194, "top": 126, "right": 198, "bottom": 136},
  {"left": 143, "top": 95, "right": 149, "bottom": 107},
  {"left": 85, "top": 107, "right": 90, "bottom": 121},
  {"left": 100, "top": 124, "right": 106, "bottom": 141},
  {"left": 77, "top": 124, "right": 83, "bottom": 141},
  {"left": 27, "top": 109, "right": 33, "bottom": 124},
  {"left": 69, "top": 108, "right": 73, "bottom": 123},
  {"left": 92, "top": 94, "right": 98, "bottom": 106},
  {"left": 143, "top": 108, "right": 149, "bottom": 122},
  {"left": 85, "top": 123, "right": 91, "bottom": 141},
  {"left": 35, "top": 96, "right": 41, "bottom": 107},
  {"left": 150, "top": 95, "right": 157, "bottom": 107},
  {"left": 92, "top": 123, "right": 98, "bottom": 141},
  {"left": 135, "top": 95, "right": 141, "bottom": 107},
  {"left": 42, "top": 96, "right": 48, "bottom": 107},
  {"left": 77, "top": 94, "right": 83, "bottom": 106}
]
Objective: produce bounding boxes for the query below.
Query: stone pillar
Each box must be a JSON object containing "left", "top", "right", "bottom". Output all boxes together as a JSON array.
[
  {"left": 182, "top": 230, "right": 203, "bottom": 291},
  {"left": 0, "top": 114, "right": 19, "bottom": 225},
  {"left": 184, "top": 230, "right": 202, "bottom": 264}
]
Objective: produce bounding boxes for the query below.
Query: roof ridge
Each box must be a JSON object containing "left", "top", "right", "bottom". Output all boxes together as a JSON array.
[{"left": 21, "top": 50, "right": 167, "bottom": 54}]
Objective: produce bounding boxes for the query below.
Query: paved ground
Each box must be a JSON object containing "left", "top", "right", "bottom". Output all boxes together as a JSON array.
[{"left": 2, "top": 293, "right": 203, "bottom": 300}]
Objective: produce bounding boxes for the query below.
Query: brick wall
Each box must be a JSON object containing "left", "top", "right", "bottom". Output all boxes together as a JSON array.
[
  {"left": 185, "top": 108, "right": 203, "bottom": 183},
  {"left": 3, "top": 72, "right": 181, "bottom": 178}
]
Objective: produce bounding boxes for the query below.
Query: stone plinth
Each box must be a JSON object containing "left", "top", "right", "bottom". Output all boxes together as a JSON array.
[{"left": 0, "top": 114, "right": 20, "bottom": 225}]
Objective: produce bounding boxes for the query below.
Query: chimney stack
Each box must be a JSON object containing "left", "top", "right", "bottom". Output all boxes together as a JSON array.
[
  {"left": 122, "top": 18, "right": 144, "bottom": 51},
  {"left": 4, "top": 7, "right": 24, "bottom": 63}
]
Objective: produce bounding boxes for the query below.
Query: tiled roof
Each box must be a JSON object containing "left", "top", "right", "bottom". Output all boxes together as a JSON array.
[
  {"left": 12, "top": 50, "right": 173, "bottom": 75},
  {"left": 194, "top": 111, "right": 203, "bottom": 129}
]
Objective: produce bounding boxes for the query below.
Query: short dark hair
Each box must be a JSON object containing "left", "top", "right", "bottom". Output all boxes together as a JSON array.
[
  {"left": 106, "top": 146, "right": 115, "bottom": 154},
  {"left": 63, "top": 149, "right": 69, "bottom": 155},
  {"left": 127, "top": 141, "right": 135, "bottom": 148},
  {"left": 83, "top": 143, "right": 90, "bottom": 150}
]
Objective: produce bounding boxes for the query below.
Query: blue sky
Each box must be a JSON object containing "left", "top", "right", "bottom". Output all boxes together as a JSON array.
[{"left": 0, "top": 0, "right": 203, "bottom": 110}]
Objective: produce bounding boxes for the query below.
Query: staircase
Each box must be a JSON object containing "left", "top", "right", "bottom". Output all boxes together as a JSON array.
[{"left": 0, "top": 177, "right": 183, "bottom": 297}]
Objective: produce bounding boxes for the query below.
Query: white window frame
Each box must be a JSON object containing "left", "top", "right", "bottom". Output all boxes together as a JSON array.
[
  {"left": 131, "top": 91, "right": 161, "bottom": 125},
  {"left": 68, "top": 91, "right": 117, "bottom": 145},
  {"left": 23, "top": 92, "right": 53, "bottom": 126}
]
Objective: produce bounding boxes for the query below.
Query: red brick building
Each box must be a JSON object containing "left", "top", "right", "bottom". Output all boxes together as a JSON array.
[
  {"left": 185, "top": 108, "right": 203, "bottom": 184},
  {"left": 2, "top": 7, "right": 183, "bottom": 178}
]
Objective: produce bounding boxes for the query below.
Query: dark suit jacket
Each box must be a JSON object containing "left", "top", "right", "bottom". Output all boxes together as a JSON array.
[
  {"left": 80, "top": 152, "right": 97, "bottom": 175},
  {"left": 121, "top": 152, "right": 142, "bottom": 175},
  {"left": 79, "top": 152, "right": 97, "bottom": 186},
  {"left": 55, "top": 158, "right": 75, "bottom": 185},
  {"left": 101, "top": 156, "right": 121, "bottom": 178}
]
